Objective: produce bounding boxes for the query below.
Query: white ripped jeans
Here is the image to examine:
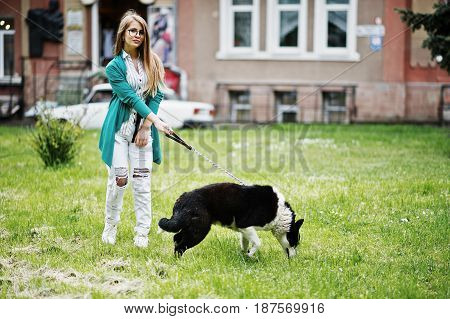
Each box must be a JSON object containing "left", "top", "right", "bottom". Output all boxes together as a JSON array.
[{"left": 105, "top": 112, "right": 153, "bottom": 236}]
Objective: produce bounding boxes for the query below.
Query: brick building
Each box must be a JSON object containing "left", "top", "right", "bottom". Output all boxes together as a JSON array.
[{"left": 0, "top": 0, "right": 449, "bottom": 123}]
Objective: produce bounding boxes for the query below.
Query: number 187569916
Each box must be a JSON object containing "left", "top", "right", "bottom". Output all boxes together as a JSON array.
[{"left": 254, "top": 302, "right": 325, "bottom": 314}]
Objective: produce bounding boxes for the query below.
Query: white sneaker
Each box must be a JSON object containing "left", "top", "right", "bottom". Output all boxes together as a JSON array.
[
  {"left": 102, "top": 223, "right": 117, "bottom": 245},
  {"left": 134, "top": 234, "right": 148, "bottom": 248}
]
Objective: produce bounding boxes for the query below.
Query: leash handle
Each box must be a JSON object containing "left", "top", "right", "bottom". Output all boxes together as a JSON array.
[{"left": 165, "top": 131, "right": 192, "bottom": 150}]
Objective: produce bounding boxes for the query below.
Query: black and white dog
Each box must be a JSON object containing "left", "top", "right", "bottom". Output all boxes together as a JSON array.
[{"left": 158, "top": 183, "right": 304, "bottom": 258}]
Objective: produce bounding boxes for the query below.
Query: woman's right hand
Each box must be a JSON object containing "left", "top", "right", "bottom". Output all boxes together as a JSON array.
[{"left": 145, "top": 112, "right": 174, "bottom": 135}]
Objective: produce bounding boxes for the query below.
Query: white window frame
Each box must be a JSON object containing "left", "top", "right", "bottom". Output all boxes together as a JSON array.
[
  {"left": 274, "top": 91, "right": 298, "bottom": 123},
  {"left": 0, "top": 30, "right": 15, "bottom": 78},
  {"left": 322, "top": 90, "right": 347, "bottom": 123},
  {"left": 267, "top": 0, "right": 307, "bottom": 55},
  {"left": 229, "top": 90, "right": 252, "bottom": 122},
  {"left": 218, "top": 0, "right": 260, "bottom": 58},
  {"left": 277, "top": 104, "right": 298, "bottom": 123},
  {"left": 314, "top": 0, "right": 359, "bottom": 60},
  {"left": 231, "top": 103, "right": 252, "bottom": 122}
]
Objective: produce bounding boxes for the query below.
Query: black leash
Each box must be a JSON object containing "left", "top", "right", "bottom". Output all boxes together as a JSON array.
[
  {"left": 165, "top": 131, "right": 249, "bottom": 186},
  {"left": 131, "top": 113, "right": 142, "bottom": 143}
]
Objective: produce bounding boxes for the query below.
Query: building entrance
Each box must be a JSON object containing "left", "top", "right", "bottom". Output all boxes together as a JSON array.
[{"left": 98, "top": 0, "right": 147, "bottom": 66}]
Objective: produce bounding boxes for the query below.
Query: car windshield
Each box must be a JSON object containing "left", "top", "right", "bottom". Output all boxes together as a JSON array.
[
  {"left": 89, "top": 90, "right": 112, "bottom": 103},
  {"left": 164, "top": 93, "right": 180, "bottom": 101}
]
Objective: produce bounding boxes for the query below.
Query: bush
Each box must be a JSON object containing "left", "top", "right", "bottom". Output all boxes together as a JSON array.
[{"left": 32, "top": 117, "right": 82, "bottom": 167}]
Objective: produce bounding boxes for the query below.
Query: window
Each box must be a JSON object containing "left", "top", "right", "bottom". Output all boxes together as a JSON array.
[
  {"left": 327, "top": 10, "right": 347, "bottom": 48},
  {"left": 89, "top": 90, "right": 113, "bottom": 103},
  {"left": 267, "top": 0, "right": 307, "bottom": 53},
  {"left": 275, "top": 91, "right": 298, "bottom": 123},
  {"left": 230, "top": 91, "right": 251, "bottom": 122},
  {"left": 314, "top": 0, "right": 358, "bottom": 60},
  {"left": 218, "top": 0, "right": 358, "bottom": 61},
  {"left": 322, "top": 91, "right": 346, "bottom": 123},
  {"left": 0, "top": 17, "right": 14, "bottom": 78},
  {"left": 218, "top": 0, "right": 259, "bottom": 56}
]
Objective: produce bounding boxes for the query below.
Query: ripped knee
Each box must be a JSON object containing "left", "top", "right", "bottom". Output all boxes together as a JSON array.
[
  {"left": 133, "top": 168, "right": 150, "bottom": 179},
  {"left": 114, "top": 167, "right": 128, "bottom": 187},
  {"left": 116, "top": 177, "right": 128, "bottom": 187}
]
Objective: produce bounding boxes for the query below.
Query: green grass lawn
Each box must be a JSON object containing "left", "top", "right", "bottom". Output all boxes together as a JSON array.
[{"left": 0, "top": 124, "right": 448, "bottom": 298}]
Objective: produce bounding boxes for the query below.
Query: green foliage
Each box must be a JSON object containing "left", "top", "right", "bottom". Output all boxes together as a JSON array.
[
  {"left": 56, "top": 89, "right": 84, "bottom": 106},
  {"left": 396, "top": 2, "right": 450, "bottom": 72},
  {"left": 31, "top": 117, "right": 82, "bottom": 167}
]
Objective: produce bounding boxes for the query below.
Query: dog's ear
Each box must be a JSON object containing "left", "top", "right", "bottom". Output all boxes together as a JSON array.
[
  {"left": 296, "top": 219, "right": 304, "bottom": 230},
  {"left": 285, "top": 201, "right": 292, "bottom": 210}
]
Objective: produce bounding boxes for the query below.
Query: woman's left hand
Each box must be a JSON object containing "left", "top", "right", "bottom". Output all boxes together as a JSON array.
[{"left": 135, "top": 126, "right": 150, "bottom": 147}]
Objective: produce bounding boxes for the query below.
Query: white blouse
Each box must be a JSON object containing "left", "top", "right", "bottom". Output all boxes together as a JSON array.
[{"left": 119, "top": 50, "right": 149, "bottom": 137}]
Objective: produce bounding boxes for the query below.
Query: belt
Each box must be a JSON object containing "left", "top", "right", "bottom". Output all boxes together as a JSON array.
[{"left": 131, "top": 113, "right": 142, "bottom": 143}]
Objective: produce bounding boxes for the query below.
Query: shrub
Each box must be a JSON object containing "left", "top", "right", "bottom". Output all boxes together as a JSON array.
[{"left": 32, "top": 116, "right": 82, "bottom": 167}]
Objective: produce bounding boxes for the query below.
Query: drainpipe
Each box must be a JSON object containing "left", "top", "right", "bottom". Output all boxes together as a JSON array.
[{"left": 438, "top": 84, "right": 449, "bottom": 125}]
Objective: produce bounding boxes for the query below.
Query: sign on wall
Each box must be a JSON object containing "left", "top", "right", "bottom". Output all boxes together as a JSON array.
[
  {"left": 148, "top": 6, "right": 175, "bottom": 65},
  {"left": 356, "top": 25, "right": 385, "bottom": 37},
  {"left": 369, "top": 35, "right": 383, "bottom": 52},
  {"left": 357, "top": 22, "right": 384, "bottom": 52},
  {"left": 67, "top": 10, "right": 83, "bottom": 26},
  {"left": 66, "top": 10, "right": 83, "bottom": 56}
]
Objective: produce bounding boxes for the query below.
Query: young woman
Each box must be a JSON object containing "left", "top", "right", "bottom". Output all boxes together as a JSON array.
[{"left": 99, "top": 10, "right": 173, "bottom": 248}]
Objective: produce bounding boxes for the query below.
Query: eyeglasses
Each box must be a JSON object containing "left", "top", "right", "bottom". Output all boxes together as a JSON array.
[{"left": 127, "top": 28, "right": 145, "bottom": 38}]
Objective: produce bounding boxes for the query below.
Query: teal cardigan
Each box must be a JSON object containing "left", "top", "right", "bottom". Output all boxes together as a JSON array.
[{"left": 99, "top": 54, "right": 164, "bottom": 167}]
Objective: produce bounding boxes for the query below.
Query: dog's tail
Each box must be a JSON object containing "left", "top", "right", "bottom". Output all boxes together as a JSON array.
[{"left": 158, "top": 215, "right": 184, "bottom": 233}]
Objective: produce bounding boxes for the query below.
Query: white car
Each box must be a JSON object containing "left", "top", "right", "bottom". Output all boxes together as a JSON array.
[{"left": 25, "top": 83, "right": 215, "bottom": 129}]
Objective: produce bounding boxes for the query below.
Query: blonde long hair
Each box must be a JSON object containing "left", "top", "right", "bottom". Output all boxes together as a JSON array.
[{"left": 113, "top": 10, "right": 165, "bottom": 97}]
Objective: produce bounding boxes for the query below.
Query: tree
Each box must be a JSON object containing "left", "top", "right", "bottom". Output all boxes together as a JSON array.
[{"left": 396, "top": 1, "right": 450, "bottom": 73}]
